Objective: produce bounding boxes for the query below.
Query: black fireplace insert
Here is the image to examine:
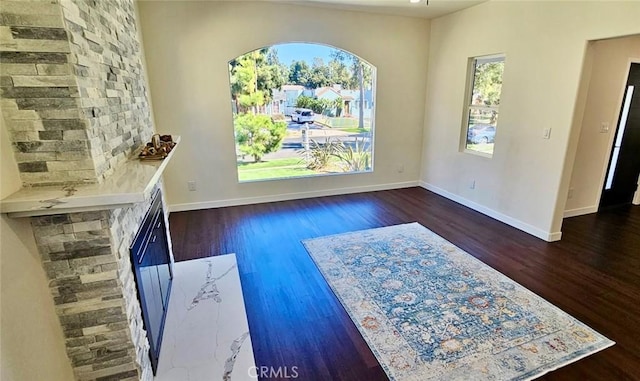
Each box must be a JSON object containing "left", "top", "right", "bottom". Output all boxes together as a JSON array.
[{"left": 130, "top": 189, "right": 173, "bottom": 374}]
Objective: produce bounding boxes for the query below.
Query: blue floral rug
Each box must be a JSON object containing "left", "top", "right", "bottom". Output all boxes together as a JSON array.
[{"left": 302, "top": 223, "right": 614, "bottom": 381}]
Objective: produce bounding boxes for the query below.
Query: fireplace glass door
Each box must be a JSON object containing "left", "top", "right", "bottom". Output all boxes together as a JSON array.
[{"left": 131, "top": 190, "right": 173, "bottom": 374}]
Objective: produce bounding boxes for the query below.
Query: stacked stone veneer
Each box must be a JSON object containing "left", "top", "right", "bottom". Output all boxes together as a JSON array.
[
  {"left": 31, "top": 184, "right": 167, "bottom": 380},
  {"left": 59, "top": 0, "right": 154, "bottom": 181},
  {"left": 1, "top": 0, "right": 89, "bottom": 185},
  {"left": 2, "top": 0, "right": 164, "bottom": 380},
  {"left": 1, "top": 0, "right": 154, "bottom": 186}
]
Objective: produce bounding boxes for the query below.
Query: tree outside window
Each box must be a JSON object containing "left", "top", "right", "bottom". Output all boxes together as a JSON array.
[{"left": 463, "top": 55, "right": 505, "bottom": 156}]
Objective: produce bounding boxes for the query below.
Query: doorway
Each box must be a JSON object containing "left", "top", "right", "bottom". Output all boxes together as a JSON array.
[{"left": 600, "top": 63, "right": 640, "bottom": 210}]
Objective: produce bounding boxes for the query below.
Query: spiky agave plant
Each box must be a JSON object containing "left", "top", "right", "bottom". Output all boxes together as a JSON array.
[
  {"left": 300, "top": 138, "right": 339, "bottom": 170},
  {"left": 331, "top": 137, "right": 371, "bottom": 172}
]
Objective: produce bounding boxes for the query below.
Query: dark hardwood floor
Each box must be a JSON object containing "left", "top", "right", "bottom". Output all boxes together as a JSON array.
[{"left": 169, "top": 187, "right": 640, "bottom": 380}]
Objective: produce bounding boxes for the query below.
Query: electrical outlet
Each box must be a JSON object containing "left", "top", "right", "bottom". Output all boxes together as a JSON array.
[
  {"left": 397, "top": 164, "right": 405, "bottom": 173},
  {"left": 543, "top": 128, "right": 552, "bottom": 139},
  {"left": 470, "top": 180, "right": 476, "bottom": 189},
  {"left": 568, "top": 188, "right": 574, "bottom": 199},
  {"left": 600, "top": 122, "right": 610, "bottom": 133},
  {"left": 187, "top": 181, "right": 196, "bottom": 191}
]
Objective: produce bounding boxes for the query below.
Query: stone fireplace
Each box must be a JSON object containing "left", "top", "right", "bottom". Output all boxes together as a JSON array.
[
  {"left": 1, "top": 0, "right": 172, "bottom": 379},
  {"left": 28, "top": 189, "right": 164, "bottom": 380}
]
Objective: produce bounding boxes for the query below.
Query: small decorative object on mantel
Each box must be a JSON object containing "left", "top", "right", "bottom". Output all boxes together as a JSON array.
[{"left": 139, "top": 134, "right": 176, "bottom": 160}]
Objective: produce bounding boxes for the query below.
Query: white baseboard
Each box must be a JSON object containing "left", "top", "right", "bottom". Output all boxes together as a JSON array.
[
  {"left": 168, "top": 181, "right": 419, "bottom": 213},
  {"left": 419, "top": 181, "right": 562, "bottom": 242},
  {"left": 563, "top": 205, "right": 598, "bottom": 218}
]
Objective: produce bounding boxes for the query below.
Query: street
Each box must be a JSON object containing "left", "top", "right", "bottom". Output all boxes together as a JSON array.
[{"left": 263, "top": 119, "right": 371, "bottom": 160}]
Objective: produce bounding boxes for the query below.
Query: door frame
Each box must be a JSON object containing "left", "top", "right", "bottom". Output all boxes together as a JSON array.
[
  {"left": 634, "top": 173, "right": 640, "bottom": 204},
  {"left": 595, "top": 58, "right": 640, "bottom": 210}
]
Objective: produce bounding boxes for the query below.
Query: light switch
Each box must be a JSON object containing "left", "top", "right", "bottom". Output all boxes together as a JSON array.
[{"left": 543, "top": 128, "right": 551, "bottom": 139}]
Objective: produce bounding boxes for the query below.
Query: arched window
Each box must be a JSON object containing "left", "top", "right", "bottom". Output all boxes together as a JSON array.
[{"left": 228, "top": 42, "right": 376, "bottom": 182}]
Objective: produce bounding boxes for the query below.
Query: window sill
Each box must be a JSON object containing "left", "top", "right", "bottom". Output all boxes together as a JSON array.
[{"left": 462, "top": 148, "right": 493, "bottom": 159}]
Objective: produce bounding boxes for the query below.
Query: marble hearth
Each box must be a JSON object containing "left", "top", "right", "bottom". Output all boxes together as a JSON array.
[{"left": 154, "top": 254, "right": 256, "bottom": 381}]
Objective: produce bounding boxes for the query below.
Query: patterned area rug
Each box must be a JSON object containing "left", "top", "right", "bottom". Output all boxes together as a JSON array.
[{"left": 302, "top": 223, "right": 614, "bottom": 381}]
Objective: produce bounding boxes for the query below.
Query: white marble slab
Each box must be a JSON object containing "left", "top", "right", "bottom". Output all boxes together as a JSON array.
[
  {"left": 155, "top": 254, "right": 257, "bottom": 381},
  {"left": 0, "top": 137, "right": 180, "bottom": 218}
]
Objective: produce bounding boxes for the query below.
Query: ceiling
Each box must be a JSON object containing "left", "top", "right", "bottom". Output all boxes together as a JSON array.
[
  {"left": 156, "top": 0, "right": 488, "bottom": 20},
  {"left": 282, "top": 0, "right": 486, "bottom": 19}
]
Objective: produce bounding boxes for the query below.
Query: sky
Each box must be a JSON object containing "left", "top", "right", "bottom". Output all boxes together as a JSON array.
[{"left": 273, "top": 42, "right": 340, "bottom": 66}]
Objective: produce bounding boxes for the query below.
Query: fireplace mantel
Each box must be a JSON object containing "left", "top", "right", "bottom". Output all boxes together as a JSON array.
[{"left": 0, "top": 137, "right": 180, "bottom": 218}]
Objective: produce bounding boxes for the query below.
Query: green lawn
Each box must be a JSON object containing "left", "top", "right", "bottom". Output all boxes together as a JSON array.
[
  {"left": 238, "top": 157, "right": 317, "bottom": 181},
  {"left": 317, "top": 116, "right": 372, "bottom": 129},
  {"left": 338, "top": 127, "right": 370, "bottom": 134},
  {"left": 237, "top": 157, "right": 301, "bottom": 169}
]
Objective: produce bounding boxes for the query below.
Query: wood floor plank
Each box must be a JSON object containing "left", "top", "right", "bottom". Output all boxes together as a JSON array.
[{"left": 169, "top": 187, "right": 640, "bottom": 380}]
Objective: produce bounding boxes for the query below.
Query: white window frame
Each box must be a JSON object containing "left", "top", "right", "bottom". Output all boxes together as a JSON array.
[{"left": 461, "top": 54, "right": 505, "bottom": 158}]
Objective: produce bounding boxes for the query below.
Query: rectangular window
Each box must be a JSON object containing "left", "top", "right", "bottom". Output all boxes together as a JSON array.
[{"left": 462, "top": 55, "right": 505, "bottom": 156}]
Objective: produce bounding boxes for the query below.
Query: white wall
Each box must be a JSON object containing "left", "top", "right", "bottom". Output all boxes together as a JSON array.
[
  {"left": 565, "top": 35, "right": 640, "bottom": 217},
  {"left": 137, "top": 1, "right": 430, "bottom": 211},
  {"left": 0, "top": 116, "right": 74, "bottom": 381},
  {"left": 420, "top": 1, "right": 640, "bottom": 241}
]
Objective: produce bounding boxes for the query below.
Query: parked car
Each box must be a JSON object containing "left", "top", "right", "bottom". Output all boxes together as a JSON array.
[
  {"left": 467, "top": 124, "right": 496, "bottom": 144},
  {"left": 291, "top": 108, "right": 314, "bottom": 124}
]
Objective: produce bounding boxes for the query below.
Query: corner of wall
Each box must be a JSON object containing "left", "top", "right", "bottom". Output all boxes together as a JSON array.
[
  {"left": 0, "top": 214, "right": 74, "bottom": 381},
  {"left": 552, "top": 40, "right": 595, "bottom": 227},
  {"left": 1, "top": 116, "right": 73, "bottom": 381},
  {"left": 419, "top": 181, "right": 561, "bottom": 242}
]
